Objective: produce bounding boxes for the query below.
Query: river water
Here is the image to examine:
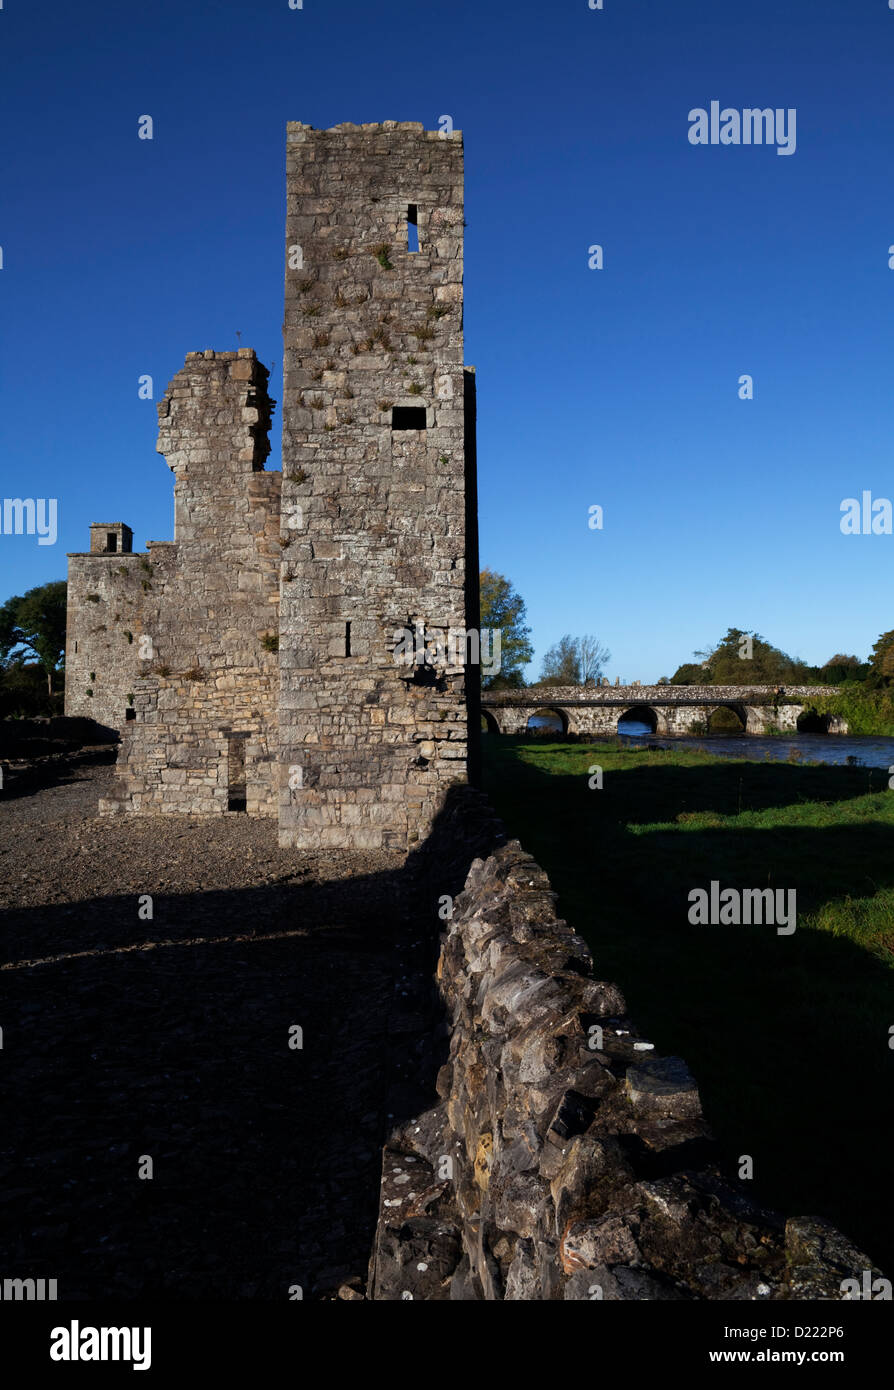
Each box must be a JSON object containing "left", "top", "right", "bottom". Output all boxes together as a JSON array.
[
  {"left": 616, "top": 720, "right": 894, "bottom": 769},
  {"left": 522, "top": 715, "right": 894, "bottom": 768}
]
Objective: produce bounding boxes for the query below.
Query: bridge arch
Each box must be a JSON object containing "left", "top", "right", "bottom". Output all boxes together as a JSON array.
[
  {"left": 617, "top": 704, "right": 659, "bottom": 735},
  {"left": 525, "top": 706, "right": 569, "bottom": 735},
  {"left": 707, "top": 704, "right": 746, "bottom": 733},
  {"left": 796, "top": 708, "right": 833, "bottom": 733},
  {"left": 480, "top": 708, "right": 501, "bottom": 735}
]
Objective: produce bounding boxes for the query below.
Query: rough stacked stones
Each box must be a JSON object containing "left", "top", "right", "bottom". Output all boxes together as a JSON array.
[
  {"left": 278, "top": 122, "right": 476, "bottom": 851},
  {"left": 92, "top": 350, "right": 282, "bottom": 815},
  {"left": 368, "top": 793, "right": 882, "bottom": 1299}
]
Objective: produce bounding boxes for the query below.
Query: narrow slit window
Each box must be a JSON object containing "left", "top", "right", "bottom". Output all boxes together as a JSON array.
[
  {"left": 392, "top": 406, "right": 426, "bottom": 430},
  {"left": 345, "top": 621, "right": 352, "bottom": 657},
  {"left": 407, "top": 204, "right": 419, "bottom": 253}
]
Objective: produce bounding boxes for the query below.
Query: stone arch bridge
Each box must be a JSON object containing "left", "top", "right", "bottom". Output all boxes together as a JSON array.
[{"left": 480, "top": 685, "right": 846, "bottom": 737}]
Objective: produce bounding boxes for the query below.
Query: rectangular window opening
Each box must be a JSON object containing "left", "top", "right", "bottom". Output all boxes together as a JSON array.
[
  {"left": 345, "top": 621, "right": 352, "bottom": 657},
  {"left": 125, "top": 707, "right": 136, "bottom": 721},
  {"left": 392, "top": 406, "right": 427, "bottom": 430},
  {"left": 407, "top": 204, "right": 419, "bottom": 253}
]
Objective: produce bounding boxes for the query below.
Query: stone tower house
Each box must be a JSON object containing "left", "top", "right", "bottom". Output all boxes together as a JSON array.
[
  {"left": 278, "top": 121, "right": 478, "bottom": 851},
  {"left": 67, "top": 122, "right": 479, "bottom": 850}
]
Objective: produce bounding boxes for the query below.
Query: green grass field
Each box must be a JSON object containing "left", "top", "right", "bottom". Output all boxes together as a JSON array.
[{"left": 481, "top": 736, "right": 894, "bottom": 1272}]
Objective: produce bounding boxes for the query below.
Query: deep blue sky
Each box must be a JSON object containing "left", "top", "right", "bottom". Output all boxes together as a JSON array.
[{"left": 2, "top": 0, "right": 894, "bottom": 682}]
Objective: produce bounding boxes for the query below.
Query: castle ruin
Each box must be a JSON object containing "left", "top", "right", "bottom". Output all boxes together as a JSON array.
[{"left": 65, "top": 122, "right": 479, "bottom": 850}]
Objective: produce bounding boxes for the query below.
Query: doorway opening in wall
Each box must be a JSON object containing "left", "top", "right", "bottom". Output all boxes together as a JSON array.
[
  {"left": 226, "top": 732, "right": 248, "bottom": 812},
  {"left": 106, "top": 533, "right": 118, "bottom": 552},
  {"left": 407, "top": 204, "right": 419, "bottom": 253}
]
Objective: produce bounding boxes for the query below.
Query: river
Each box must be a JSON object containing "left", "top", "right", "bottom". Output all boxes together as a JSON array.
[
  {"left": 522, "top": 714, "right": 894, "bottom": 768},
  {"left": 616, "top": 720, "right": 894, "bottom": 769}
]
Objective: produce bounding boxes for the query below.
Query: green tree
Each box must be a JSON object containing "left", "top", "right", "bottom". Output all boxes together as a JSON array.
[
  {"left": 538, "top": 634, "right": 582, "bottom": 686},
  {"left": 479, "top": 569, "right": 533, "bottom": 689},
  {"left": 671, "top": 629, "right": 814, "bottom": 686},
  {"left": 820, "top": 654, "right": 869, "bottom": 685},
  {"left": 0, "top": 580, "right": 67, "bottom": 694},
  {"left": 537, "top": 633, "right": 611, "bottom": 687},
  {"left": 577, "top": 634, "right": 611, "bottom": 684},
  {"left": 870, "top": 630, "right": 894, "bottom": 682},
  {"left": 669, "top": 661, "right": 709, "bottom": 686}
]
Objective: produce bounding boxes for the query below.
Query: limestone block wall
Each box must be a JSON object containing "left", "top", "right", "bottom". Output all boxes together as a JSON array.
[
  {"left": 278, "top": 122, "right": 473, "bottom": 852},
  {"left": 64, "top": 552, "right": 151, "bottom": 729},
  {"left": 98, "top": 350, "right": 281, "bottom": 816},
  {"left": 99, "top": 672, "right": 278, "bottom": 817},
  {"left": 369, "top": 791, "right": 881, "bottom": 1300}
]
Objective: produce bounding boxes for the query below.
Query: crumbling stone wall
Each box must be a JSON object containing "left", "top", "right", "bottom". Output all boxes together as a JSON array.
[
  {"left": 368, "top": 791, "right": 882, "bottom": 1300},
  {"left": 96, "top": 350, "right": 282, "bottom": 816},
  {"left": 65, "top": 550, "right": 153, "bottom": 730},
  {"left": 278, "top": 122, "right": 474, "bottom": 851}
]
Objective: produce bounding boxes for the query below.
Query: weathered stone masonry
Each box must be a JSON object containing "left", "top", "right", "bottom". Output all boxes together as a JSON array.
[
  {"left": 67, "top": 350, "right": 281, "bottom": 816},
  {"left": 278, "top": 122, "right": 475, "bottom": 851},
  {"left": 69, "top": 122, "right": 477, "bottom": 848}
]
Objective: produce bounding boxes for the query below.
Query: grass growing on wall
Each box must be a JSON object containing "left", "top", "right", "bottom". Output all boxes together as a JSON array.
[{"left": 481, "top": 736, "right": 894, "bottom": 1273}]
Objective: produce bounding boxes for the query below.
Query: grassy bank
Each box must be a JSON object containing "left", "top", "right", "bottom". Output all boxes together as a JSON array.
[{"left": 481, "top": 736, "right": 894, "bottom": 1272}]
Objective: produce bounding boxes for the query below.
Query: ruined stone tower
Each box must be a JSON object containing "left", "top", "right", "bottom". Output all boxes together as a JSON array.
[
  {"left": 68, "top": 351, "right": 281, "bottom": 814},
  {"left": 68, "top": 122, "right": 478, "bottom": 846},
  {"left": 278, "top": 122, "right": 478, "bottom": 851}
]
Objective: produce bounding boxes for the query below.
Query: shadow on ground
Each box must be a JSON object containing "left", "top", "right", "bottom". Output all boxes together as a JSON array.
[{"left": 0, "top": 768, "right": 499, "bottom": 1301}]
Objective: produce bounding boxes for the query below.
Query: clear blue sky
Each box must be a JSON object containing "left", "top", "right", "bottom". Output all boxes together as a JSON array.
[{"left": 2, "top": 0, "right": 894, "bottom": 683}]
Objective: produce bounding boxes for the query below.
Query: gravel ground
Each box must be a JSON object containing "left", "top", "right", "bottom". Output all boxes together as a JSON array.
[{"left": 0, "top": 749, "right": 438, "bottom": 1299}]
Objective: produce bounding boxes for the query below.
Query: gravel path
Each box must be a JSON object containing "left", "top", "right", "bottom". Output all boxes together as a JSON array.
[{"left": 1, "top": 750, "right": 436, "bottom": 1299}]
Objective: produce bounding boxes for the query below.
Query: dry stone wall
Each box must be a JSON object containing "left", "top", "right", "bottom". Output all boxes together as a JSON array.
[
  {"left": 368, "top": 789, "right": 883, "bottom": 1300},
  {"left": 278, "top": 122, "right": 475, "bottom": 852}
]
